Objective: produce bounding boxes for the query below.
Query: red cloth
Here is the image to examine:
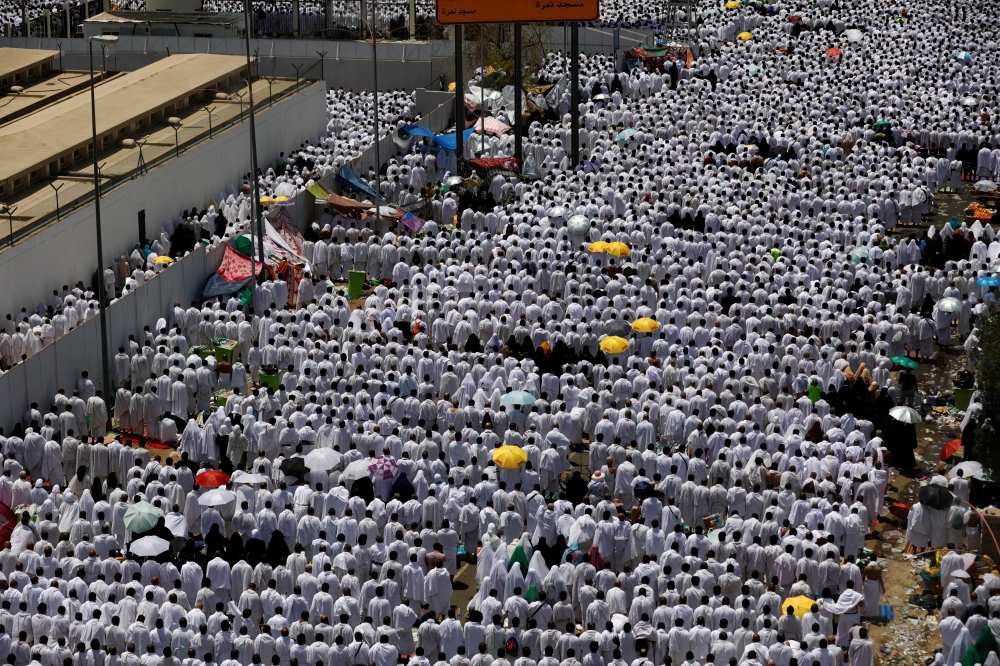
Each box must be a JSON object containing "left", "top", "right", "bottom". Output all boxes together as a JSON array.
[
  {"left": 588, "top": 543, "right": 605, "bottom": 571},
  {"left": 217, "top": 244, "right": 255, "bottom": 282},
  {"left": 0, "top": 501, "right": 15, "bottom": 546}
]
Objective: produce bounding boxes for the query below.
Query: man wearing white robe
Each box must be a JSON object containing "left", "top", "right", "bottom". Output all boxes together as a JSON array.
[{"left": 424, "top": 561, "right": 453, "bottom": 616}]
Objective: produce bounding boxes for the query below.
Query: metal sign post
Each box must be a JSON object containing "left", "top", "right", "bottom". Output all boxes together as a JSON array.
[
  {"left": 454, "top": 25, "right": 463, "bottom": 165},
  {"left": 436, "top": 0, "right": 597, "bottom": 23},
  {"left": 570, "top": 23, "right": 579, "bottom": 167},
  {"left": 436, "top": 1, "right": 596, "bottom": 172},
  {"left": 513, "top": 23, "right": 522, "bottom": 162}
]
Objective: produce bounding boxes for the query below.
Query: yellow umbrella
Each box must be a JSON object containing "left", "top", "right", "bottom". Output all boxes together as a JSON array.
[
  {"left": 152, "top": 256, "right": 175, "bottom": 264},
  {"left": 782, "top": 595, "right": 817, "bottom": 618},
  {"left": 605, "top": 242, "right": 631, "bottom": 257},
  {"left": 588, "top": 241, "right": 611, "bottom": 253},
  {"left": 725, "top": 1, "right": 739, "bottom": 7},
  {"left": 632, "top": 317, "right": 660, "bottom": 333},
  {"left": 274, "top": 195, "right": 291, "bottom": 202},
  {"left": 599, "top": 336, "right": 630, "bottom": 354},
  {"left": 259, "top": 196, "right": 275, "bottom": 205},
  {"left": 493, "top": 445, "right": 528, "bottom": 470},
  {"left": 737, "top": 31, "right": 753, "bottom": 40}
]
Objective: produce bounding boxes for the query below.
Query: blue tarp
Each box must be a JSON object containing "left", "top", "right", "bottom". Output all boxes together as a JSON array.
[
  {"left": 404, "top": 125, "right": 476, "bottom": 152},
  {"left": 336, "top": 166, "right": 377, "bottom": 199},
  {"left": 202, "top": 274, "right": 252, "bottom": 300}
]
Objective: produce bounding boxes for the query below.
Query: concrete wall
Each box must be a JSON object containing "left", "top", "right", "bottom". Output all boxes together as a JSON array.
[
  {"left": 0, "top": 241, "right": 225, "bottom": 434},
  {"left": 1, "top": 35, "right": 452, "bottom": 91},
  {"left": 0, "top": 80, "right": 326, "bottom": 325},
  {"left": 0, "top": 25, "right": 651, "bottom": 91}
]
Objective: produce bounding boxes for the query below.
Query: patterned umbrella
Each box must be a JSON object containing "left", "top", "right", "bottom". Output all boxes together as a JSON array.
[{"left": 368, "top": 456, "right": 399, "bottom": 480}]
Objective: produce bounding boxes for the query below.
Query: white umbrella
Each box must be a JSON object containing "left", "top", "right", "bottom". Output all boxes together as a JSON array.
[
  {"left": 844, "top": 28, "right": 863, "bottom": 42},
  {"left": 343, "top": 459, "right": 372, "bottom": 482},
  {"left": 305, "top": 448, "right": 342, "bottom": 472},
  {"left": 889, "top": 406, "right": 922, "bottom": 424},
  {"left": 197, "top": 489, "right": 237, "bottom": 507},
  {"left": 231, "top": 471, "right": 267, "bottom": 485},
  {"left": 546, "top": 206, "right": 568, "bottom": 225},
  {"left": 950, "top": 461, "right": 985, "bottom": 481},
  {"left": 130, "top": 535, "right": 171, "bottom": 556},
  {"left": 975, "top": 180, "right": 998, "bottom": 192},
  {"left": 567, "top": 215, "right": 590, "bottom": 235},
  {"left": 937, "top": 297, "right": 963, "bottom": 313}
]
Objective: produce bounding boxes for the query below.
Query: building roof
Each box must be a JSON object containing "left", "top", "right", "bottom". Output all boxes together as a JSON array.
[
  {"left": 0, "top": 53, "right": 246, "bottom": 184},
  {"left": 86, "top": 10, "right": 243, "bottom": 24},
  {"left": 0, "top": 48, "right": 59, "bottom": 80}
]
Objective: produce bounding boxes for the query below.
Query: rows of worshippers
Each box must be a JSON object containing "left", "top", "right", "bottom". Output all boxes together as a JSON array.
[
  {"left": 6, "top": 3, "right": 1000, "bottom": 666},
  {"left": 2, "top": 333, "right": 888, "bottom": 666}
]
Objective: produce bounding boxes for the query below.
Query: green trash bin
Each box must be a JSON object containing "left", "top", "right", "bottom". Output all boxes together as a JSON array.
[
  {"left": 955, "top": 387, "right": 974, "bottom": 412},
  {"left": 260, "top": 370, "right": 281, "bottom": 392},
  {"left": 348, "top": 269, "right": 367, "bottom": 299},
  {"left": 213, "top": 338, "right": 238, "bottom": 365}
]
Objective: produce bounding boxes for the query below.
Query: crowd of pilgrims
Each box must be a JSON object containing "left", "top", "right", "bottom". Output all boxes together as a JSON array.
[{"left": 7, "top": 0, "right": 1000, "bottom": 666}]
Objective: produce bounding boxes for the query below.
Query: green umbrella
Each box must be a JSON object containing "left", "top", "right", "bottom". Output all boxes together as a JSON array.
[
  {"left": 872, "top": 120, "right": 892, "bottom": 132},
  {"left": 123, "top": 501, "right": 160, "bottom": 534},
  {"left": 502, "top": 390, "right": 537, "bottom": 406},
  {"left": 849, "top": 247, "right": 869, "bottom": 263},
  {"left": 891, "top": 356, "right": 919, "bottom": 369}
]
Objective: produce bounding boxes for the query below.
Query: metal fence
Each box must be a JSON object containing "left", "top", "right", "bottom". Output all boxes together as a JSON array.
[
  {"left": 1, "top": 0, "right": 99, "bottom": 37},
  {"left": 0, "top": 76, "right": 316, "bottom": 250}
]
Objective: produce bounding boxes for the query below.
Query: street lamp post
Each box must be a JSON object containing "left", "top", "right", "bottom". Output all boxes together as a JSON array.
[
  {"left": 204, "top": 105, "right": 215, "bottom": 138},
  {"left": 1, "top": 204, "right": 17, "bottom": 247},
  {"left": 88, "top": 34, "right": 116, "bottom": 399},
  {"left": 46, "top": 181, "right": 64, "bottom": 220},
  {"left": 242, "top": 0, "right": 265, "bottom": 291},
  {"left": 167, "top": 116, "right": 182, "bottom": 157},
  {"left": 369, "top": 0, "right": 381, "bottom": 226}
]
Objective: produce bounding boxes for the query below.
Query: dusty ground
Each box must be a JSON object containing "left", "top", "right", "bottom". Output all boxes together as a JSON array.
[{"left": 863, "top": 182, "right": 980, "bottom": 664}]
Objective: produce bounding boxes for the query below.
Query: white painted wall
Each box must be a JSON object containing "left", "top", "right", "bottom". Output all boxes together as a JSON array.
[
  {"left": 0, "top": 80, "right": 327, "bottom": 322},
  {"left": 0, "top": 241, "right": 226, "bottom": 434}
]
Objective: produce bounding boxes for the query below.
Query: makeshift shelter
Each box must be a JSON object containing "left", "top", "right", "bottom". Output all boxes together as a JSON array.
[
  {"left": 325, "top": 192, "right": 374, "bottom": 220},
  {"left": 471, "top": 116, "right": 511, "bottom": 136},
  {"left": 623, "top": 43, "right": 694, "bottom": 72},
  {"left": 405, "top": 125, "right": 477, "bottom": 152},
  {"left": 202, "top": 210, "right": 310, "bottom": 305},
  {"left": 466, "top": 156, "right": 521, "bottom": 180},
  {"left": 202, "top": 242, "right": 261, "bottom": 300},
  {"left": 335, "top": 165, "right": 377, "bottom": 199}
]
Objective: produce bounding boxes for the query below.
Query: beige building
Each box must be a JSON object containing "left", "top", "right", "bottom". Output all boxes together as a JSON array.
[
  {"left": 0, "top": 53, "right": 247, "bottom": 197},
  {"left": 0, "top": 48, "right": 59, "bottom": 94}
]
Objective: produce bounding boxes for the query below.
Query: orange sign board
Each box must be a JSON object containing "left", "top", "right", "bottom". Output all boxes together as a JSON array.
[{"left": 436, "top": 0, "right": 599, "bottom": 24}]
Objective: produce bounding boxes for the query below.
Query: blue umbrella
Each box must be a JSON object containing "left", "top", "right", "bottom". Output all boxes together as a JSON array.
[
  {"left": 977, "top": 276, "right": 1000, "bottom": 287},
  {"left": 956, "top": 51, "right": 973, "bottom": 63}
]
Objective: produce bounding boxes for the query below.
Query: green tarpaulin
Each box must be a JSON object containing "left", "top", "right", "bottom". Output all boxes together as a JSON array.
[
  {"left": 960, "top": 626, "right": 999, "bottom": 666},
  {"left": 229, "top": 235, "right": 255, "bottom": 257}
]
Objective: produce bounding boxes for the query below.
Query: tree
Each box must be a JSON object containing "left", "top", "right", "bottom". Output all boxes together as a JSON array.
[
  {"left": 974, "top": 308, "right": 1000, "bottom": 480},
  {"left": 459, "top": 23, "right": 549, "bottom": 89}
]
